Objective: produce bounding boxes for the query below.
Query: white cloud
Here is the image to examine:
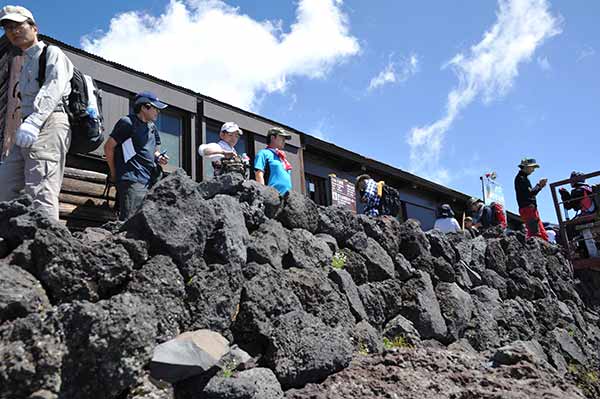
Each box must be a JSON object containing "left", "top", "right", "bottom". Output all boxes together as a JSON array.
[
  {"left": 406, "top": 0, "right": 561, "bottom": 185},
  {"left": 367, "top": 54, "right": 419, "bottom": 91},
  {"left": 577, "top": 45, "right": 595, "bottom": 62},
  {"left": 81, "top": 0, "right": 360, "bottom": 111},
  {"left": 537, "top": 56, "right": 551, "bottom": 71}
]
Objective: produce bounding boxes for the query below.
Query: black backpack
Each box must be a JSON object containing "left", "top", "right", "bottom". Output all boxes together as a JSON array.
[
  {"left": 380, "top": 184, "right": 402, "bottom": 217},
  {"left": 38, "top": 45, "right": 104, "bottom": 154}
]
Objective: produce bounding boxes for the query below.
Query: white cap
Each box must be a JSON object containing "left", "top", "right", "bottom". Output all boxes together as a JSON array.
[
  {"left": 220, "top": 121, "right": 242, "bottom": 135},
  {"left": 0, "top": 5, "right": 35, "bottom": 24}
]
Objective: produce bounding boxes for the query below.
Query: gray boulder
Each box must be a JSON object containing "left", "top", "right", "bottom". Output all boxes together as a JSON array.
[
  {"left": 233, "top": 267, "right": 302, "bottom": 352},
  {"left": 399, "top": 271, "right": 447, "bottom": 341},
  {"left": 124, "top": 170, "right": 218, "bottom": 265},
  {"left": 393, "top": 252, "right": 417, "bottom": 281},
  {"left": 0, "top": 262, "right": 50, "bottom": 323},
  {"left": 264, "top": 311, "right": 353, "bottom": 389},
  {"left": 426, "top": 229, "right": 457, "bottom": 264},
  {"left": 339, "top": 247, "right": 368, "bottom": 286},
  {"left": 550, "top": 328, "right": 587, "bottom": 365},
  {"left": 315, "top": 233, "right": 338, "bottom": 253},
  {"left": 127, "top": 255, "right": 188, "bottom": 342},
  {"left": 435, "top": 282, "right": 474, "bottom": 342},
  {"left": 463, "top": 286, "right": 502, "bottom": 351},
  {"left": 345, "top": 232, "right": 395, "bottom": 282},
  {"left": 285, "top": 229, "right": 333, "bottom": 270},
  {"left": 358, "top": 279, "right": 404, "bottom": 329},
  {"left": 13, "top": 223, "right": 134, "bottom": 304},
  {"left": 57, "top": 294, "right": 158, "bottom": 399},
  {"left": 247, "top": 219, "right": 289, "bottom": 268},
  {"left": 205, "top": 195, "right": 250, "bottom": 266},
  {"left": 317, "top": 205, "right": 363, "bottom": 243},
  {"left": 397, "top": 219, "right": 431, "bottom": 261},
  {"left": 202, "top": 368, "right": 284, "bottom": 399},
  {"left": 0, "top": 312, "right": 64, "bottom": 399},
  {"left": 328, "top": 268, "right": 368, "bottom": 322},
  {"left": 277, "top": 191, "right": 319, "bottom": 233},
  {"left": 383, "top": 314, "right": 421, "bottom": 345},
  {"left": 352, "top": 320, "right": 383, "bottom": 355},
  {"left": 492, "top": 339, "right": 549, "bottom": 366},
  {"left": 183, "top": 258, "right": 243, "bottom": 335},
  {"left": 150, "top": 330, "right": 230, "bottom": 384},
  {"left": 357, "top": 214, "right": 402, "bottom": 258},
  {"left": 485, "top": 239, "right": 507, "bottom": 276},
  {"left": 286, "top": 268, "right": 355, "bottom": 331}
]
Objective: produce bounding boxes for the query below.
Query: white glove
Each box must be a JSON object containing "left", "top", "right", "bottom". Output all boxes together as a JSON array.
[{"left": 15, "top": 121, "right": 40, "bottom": 148}]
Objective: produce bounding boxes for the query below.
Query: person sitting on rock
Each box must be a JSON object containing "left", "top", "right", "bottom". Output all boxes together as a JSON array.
[
  {"left": 198, "top": 121, "right": 249, "bottom": 178},
  {"left": 467, "top": 197, "right": 507, "bottom": 230},
  {"left": 433, "top": 204, "right": 461, "bottom": 233},
  {"left": 464, "top": 216, "right": 479, "bottom": 238}
]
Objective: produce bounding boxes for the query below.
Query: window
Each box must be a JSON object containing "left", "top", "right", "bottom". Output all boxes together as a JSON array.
[
  {"left": 155, "top": 111, "right": 183, "bottom": 168},
  {"left": 305, "top": 173, "right": 328, "bottom": 205},
  {"left": 204, "top": 126, "right": 248, "bottom": 178},
  {"left": 403, "top": 202, "right": 436, "bottom": 230}
]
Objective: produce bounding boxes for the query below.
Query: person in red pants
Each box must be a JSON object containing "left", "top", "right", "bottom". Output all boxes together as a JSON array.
[{"left": 514, "top": 158, "right": 548, "bottom": 241}]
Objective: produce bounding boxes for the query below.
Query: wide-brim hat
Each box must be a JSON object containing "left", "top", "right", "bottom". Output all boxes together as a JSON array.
[
  {"left": 518, "top": 158, "right": 540, "bottom": 169},
  {"left": 0, "top": 5, "right": 35, "bottom": 25}
]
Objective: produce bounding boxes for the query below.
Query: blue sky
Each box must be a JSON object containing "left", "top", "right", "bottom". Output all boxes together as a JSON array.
[{"left": 17, "top": 0, "right": 600, "bottom": 222}]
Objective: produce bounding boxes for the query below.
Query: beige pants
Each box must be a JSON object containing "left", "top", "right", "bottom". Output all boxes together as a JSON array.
[{"left": 0, "top": 112, "right": 71, "bottom": 221}]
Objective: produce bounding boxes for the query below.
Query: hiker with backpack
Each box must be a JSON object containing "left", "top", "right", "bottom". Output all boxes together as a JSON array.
[
  {"left": 0, "top": 6, "right": 74, "bottom": 221},
  {"left": 433, "top": 204, "right": 461, "bottom": 233},
  {"left": 514, "top": 157, "right": 548, "bottom": 241},
  {"left": 254, "top": 127, "right": 293, "bottom": 194},
  {"left": 198, "top": 121, "right": 250, "bottom": 178},
  {"left": 467, "top": 197, "right": 507, "bottom": 230},
  {"left": 355, "top": 174, "right": 402, "bottom": 218},
  {"left": 104, "top": 92, "right": 169, "bottom": 221},
  {"left": 559, "top": 171, "right": 597, "bottom": 218}
]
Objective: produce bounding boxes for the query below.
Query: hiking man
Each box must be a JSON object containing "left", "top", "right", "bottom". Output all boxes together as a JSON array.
[
  {"left": 514, "top": 158, "right": 548, "bottom": 241},
  {"left": 355, "top": 174, "right": 401, "bottom": 217},
  {"left": 559, "top": 171, "right": 596, "bottom": 218},
  {"left": 198, "top": 121, "right": 249, "bottom": 177},
  {"left": 467, "top": 197, "right": 507, "bottom": 229},
  {"left": 254, "top": 127, "right": 292, "bottom": 195},
  {"left": 104, "top": 91, "right": 169, "bottom": 220},
  {"left": 0, "top": 5, "right": 73, "bottom": 221},
  {"left": 464, "top": 216, "right": 479, "bottom": 238}
]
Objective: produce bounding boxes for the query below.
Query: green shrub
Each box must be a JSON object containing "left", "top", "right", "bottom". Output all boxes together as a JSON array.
[
  {"left": 331, "top": 252, "right": 347, "bottom": 270},
  {"left": 383, "top": 336, "right": 412, "bottom": 350}
]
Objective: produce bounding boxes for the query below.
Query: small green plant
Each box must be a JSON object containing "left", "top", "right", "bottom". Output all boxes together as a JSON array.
[
  {"left": 567, "top": 363, "right": 600, "bottom": 397},
  {"left": 358, "top": 341, "right": 369, "bottom": 356},
  {"left": 331, "top": 252, "right": 347, "bottom": 269},
  {"left": 383, "top": 336, "right": 412, "bottom": 350},
  {"left": 220, "top": 361, "right": 236, "bottom": 378},
  {"left": 567, "top": 327, "right": 575, "bottom": 337}
]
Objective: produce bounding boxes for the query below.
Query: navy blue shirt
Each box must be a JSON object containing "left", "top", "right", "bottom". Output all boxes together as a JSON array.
[{"left": 110, "top": 114, "right": 161, "bottom": 185}]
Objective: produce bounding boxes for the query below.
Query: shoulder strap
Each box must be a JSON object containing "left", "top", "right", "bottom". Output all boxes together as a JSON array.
[{"left": 36, "top": 44, "right": 49, "bottom": 87}]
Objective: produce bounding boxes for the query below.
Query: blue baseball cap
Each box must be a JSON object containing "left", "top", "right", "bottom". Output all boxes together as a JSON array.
[{"left": 134, "top": 91, "right": 167, "bottom": 110}]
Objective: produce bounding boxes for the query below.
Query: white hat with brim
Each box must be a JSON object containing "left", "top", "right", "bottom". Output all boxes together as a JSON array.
[{"left": 0, "top": 6, "right": 35, "bottom": 24}]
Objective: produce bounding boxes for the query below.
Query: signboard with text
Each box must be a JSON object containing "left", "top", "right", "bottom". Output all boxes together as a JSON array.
[
  {"left": 329, "top": 175, "right": 356, "bottom": 212},
  {"left": 482, "top": 172, "right": 506, "bottom": 207}
]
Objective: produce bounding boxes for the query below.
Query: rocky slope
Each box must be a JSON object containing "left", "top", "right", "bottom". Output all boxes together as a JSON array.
[{"left": 1, "top": 170, "right": 599, "bottom": 399}]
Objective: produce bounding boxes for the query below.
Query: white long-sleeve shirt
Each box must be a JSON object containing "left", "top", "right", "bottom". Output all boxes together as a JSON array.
[{"left": 20, "top": 41, "right": 73, "bottom": 129}]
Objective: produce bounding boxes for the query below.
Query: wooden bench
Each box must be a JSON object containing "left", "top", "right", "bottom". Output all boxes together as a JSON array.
[{"left": 59, "top": 166, "right": 117, "bottom": 230}]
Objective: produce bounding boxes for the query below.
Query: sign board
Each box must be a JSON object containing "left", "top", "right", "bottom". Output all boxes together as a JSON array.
[
  {"left": 329, "top": 175, "right": 356, "bottom": 212},
  {"left": 482, "top": 172, "right": 506, "bottom": 207}
]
